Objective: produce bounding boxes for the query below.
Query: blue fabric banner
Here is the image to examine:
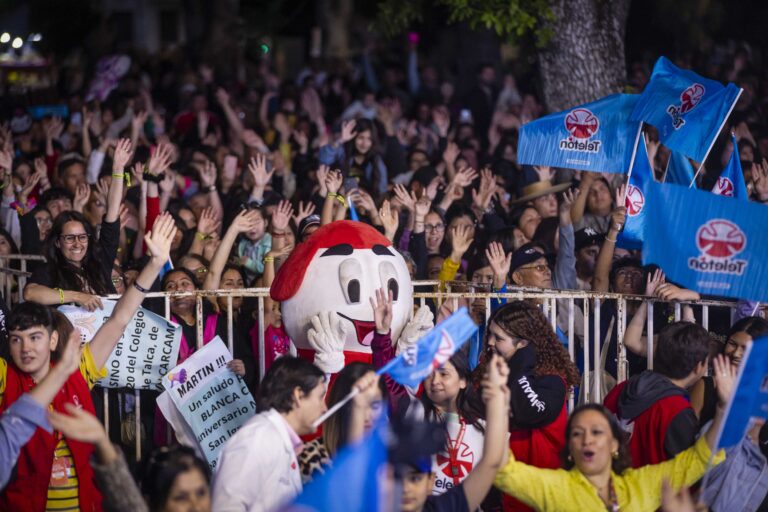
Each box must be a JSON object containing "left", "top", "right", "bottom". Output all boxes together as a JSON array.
[
  {"left": 631, "top": 56, "right": 741, "bottom": 163},
  {"left": 617, "top": 135, "right": 654, "bottom": 250},
  {"left": 716, "top": 336, "right": 768, "bottom": 449},
  {"left": 381, "top": 308, "right": 478, "bottom": 388},
  {"left": 642, "top": 182, "right": 768, "bottom": 302},
  {"left": 518, "top": 93, "right": 642, "bottom": 174},
  {"left": 712, "top": 135, "right": 749, "bottom": 200}
]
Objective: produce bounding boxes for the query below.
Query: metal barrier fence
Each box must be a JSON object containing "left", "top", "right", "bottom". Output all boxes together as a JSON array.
[
  {"left": 0, "top": 263, "right": 742, "bottom": 460},
  {"left": 0, "top": 254, "right": 46, "bottom": 304}
]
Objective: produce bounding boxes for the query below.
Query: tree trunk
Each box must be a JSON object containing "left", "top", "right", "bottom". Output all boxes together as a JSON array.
[{"left": 538, "top": 0, "right": 631, "bottom": 112}]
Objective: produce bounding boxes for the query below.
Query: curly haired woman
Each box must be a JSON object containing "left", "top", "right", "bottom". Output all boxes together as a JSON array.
[{"left": 483, "top": 300, "right": 581, "bottom": 511}]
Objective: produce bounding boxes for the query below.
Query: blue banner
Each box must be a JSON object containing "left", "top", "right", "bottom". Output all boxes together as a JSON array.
[
  {"left": 665, "top": 150, "right": 697, "bottom": 187},
  {"left": 631, "top": 57, "right": 741, "bottom": 163},
  {"left": 381, "top": 308, "right": 478, "bottom": 388},
  {"left": 712, "top": 135, "right": 749, "bottom": 200},
  {"left": 716, "top": 336, "right": 768, "bottom": 449},
  {"left": 293, "top": 421, "right": 388, "bottom": 511},
  {"left": 642, "top": 182, "right": 768, "bottom": 302},
  {"left": 518, "top": 93, "right": 642, "bottom": 174},
  {"left": 617, "top": 136, "right": 654, "bottom": 250}
]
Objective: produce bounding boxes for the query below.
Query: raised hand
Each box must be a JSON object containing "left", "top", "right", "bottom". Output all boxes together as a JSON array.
[
  {"left": 226, "top": 359, "right": 246, "bottom": 377},
  {"left": 325, "top": 169, "right": 343, "bottom": 195},
  {"left": 196, "top": 207, "right": 221, "bottom": 236},
  {"left": 752, "top": 159, "right": 768, "bottom": 201},
  {"left": 472, "top": 167, "right": 496, "bottom": 211},
  {"left": 369, "top": 287, "right": 393, "bottom": 335},
  {"left": 242, "top": 129, "right": 267, "bottom": 151},
  {"left": 559, "top": 187, "right": 579, "bottom": 227},
  {"left": 230, "top": 209, "right": 261, "bottom": 234},
  {"left": 450, "top": 224, "right": 473, "bottom": 260},
  {"left": 340, "top": 119, "right": 357, "bottom": 143},
  {"left": 292, "top": 201, "right": 316, "bottom": 227},
  {"left": 271, "top": 200, "right": 294, "bottom": 232},
  {"left": 316, "top": 165, "right": 330, "bottom": 198},
  {"left": 45, "top": 116, "right": 64, "bottom": 141},
  {"left": 533, "top": 165, "right": 554, "bottom": 182},
  {"left": 351, "top": 190, "right": 377, "bottom": 215},
  {"left": 48, "top": 403, "right": 109, "bottom": 446},
  {"left": 396, "top": 305, "right": 434, "bottom": 355},
  {"left": 615, "top": 183, "right": 627, "bottom": 210},
  {"left": 712, "top": 354, "right": 737, "bottom": 406},
  {"left": 145, "top": 213, "right": 177, "bottom": 264},
  {"left": 18, "top": 173, "right": 41, "bottom": 204},
  {"left": 215, "top": 87, "right": 230, "bottom": 106},
  {"left": 485, "top": 241, "right": 511, "bottom": 288},
  {"left": 148, "top": 143, "right": 173, "bottom": 176},
  {"left": 453, "top": 166, "right": 479, "bottom": 188},
  {"left": 393, "top": 184, "right": 417, "bottom": 212},
  {"left": 248, "top": 153, "right": 274, "bottom": 190},
  {"left": 645, "top": 268, "right": 665, "bottom": 297},
  {"left": 112, "top": 138, "right": 134, "bottom": 171},
  {"left": 655, "top": 283, "right": 700, "bottom": 302},
  {"left": 378, "top": 200, "right": 399, "bottom": 240},
  {"left": 159, "top": 170, "right": 176, "bottom": 195},
  {"left": 442, "top": 141, "right": 460, "bottom": 165},
  {"left": 425, "top": 176, "right": 441, "bottom": 201},
  {"left": 0, "top": 149, "right": 12, "bottom": 173},
  {"left": 131, "top": 110, "right": 148, "bottom": 133},
  {"left": 73, "top": 184, "right": 90, "bottom": 212},
  {"left": 131, "top": 163, "right": 144, "bottom": 187},
  {"left": 432, "top": 106, "right": 450, "bottom": 137},
  {"left": 199, "top": 160, "right": 218, "bottom": 188},
  {"left": 414, "top": 195, "right": 431, "bottom": 220}
]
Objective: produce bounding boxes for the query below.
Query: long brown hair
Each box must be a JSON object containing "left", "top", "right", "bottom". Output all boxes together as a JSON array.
[{"left": 487, "top": 300, "right": 580, "bottom": 387}]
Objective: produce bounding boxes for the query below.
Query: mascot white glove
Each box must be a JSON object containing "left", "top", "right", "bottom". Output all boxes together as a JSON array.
[
  {"left": 396, "top": 305, "right": 434, "bottom": 355},
  {"left": 307, "top": 311, "right": 347, "bottom": 374}
]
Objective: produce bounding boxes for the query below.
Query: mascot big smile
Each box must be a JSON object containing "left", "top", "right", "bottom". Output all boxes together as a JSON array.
[{"left": 270, "top": 220, "right": 433, "bottom": 373}]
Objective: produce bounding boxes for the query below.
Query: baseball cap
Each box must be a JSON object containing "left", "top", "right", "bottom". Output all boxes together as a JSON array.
[
  {"left": 510, "top": 242, "right": 547, "bottom": 273},
  {"left": 298, "top": 214, "right": 321, "bottom": 238},
  {"left": 406, "top": 455, "right": 433, "bottom": 474},
  {"left": 575, "top": 227, "right": 604, "bottom": 252}
]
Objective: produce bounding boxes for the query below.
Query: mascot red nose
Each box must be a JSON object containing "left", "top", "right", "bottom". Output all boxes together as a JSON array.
[{"left": 270, "top": 221, "right": 417, "bottom": 370}]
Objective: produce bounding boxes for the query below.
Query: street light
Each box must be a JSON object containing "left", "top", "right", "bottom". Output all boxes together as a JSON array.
[
  {"left": 0, "top": 33, "right": 9, "bottom": 44},
  {"left": 11, "top": 37, "right": 22, "bottom": 49}
]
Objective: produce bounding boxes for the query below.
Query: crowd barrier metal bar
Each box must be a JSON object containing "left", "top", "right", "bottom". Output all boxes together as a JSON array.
[
  {"left": 0, "top": 254, "right": 46, "bottom": 304},
  {"left": 0, "top": 274, "right": 740, "bottom": 459}
]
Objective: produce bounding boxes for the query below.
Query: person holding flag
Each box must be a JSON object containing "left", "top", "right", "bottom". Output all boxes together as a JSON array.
[
  {"left": 712, "top": 134, "right": 749, "bottom": 199},
  {"left": 617, "top": 135, "right": 654, "bottom": 249},
  {"left": 493, "top": 355, "right": 734, "bottom": 511}
]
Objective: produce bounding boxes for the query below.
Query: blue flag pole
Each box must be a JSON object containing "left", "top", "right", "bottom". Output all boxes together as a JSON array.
[{"left": 689, "top": 88, "right": 743, "bottom": 188}]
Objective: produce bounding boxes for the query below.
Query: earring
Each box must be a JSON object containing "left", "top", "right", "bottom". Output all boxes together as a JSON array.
[
  {"left": 612, "top": 451, "right": 619, "bottom": 460},
  {"left": 567, "top": 454, "right": 573, "bottom": 462}
]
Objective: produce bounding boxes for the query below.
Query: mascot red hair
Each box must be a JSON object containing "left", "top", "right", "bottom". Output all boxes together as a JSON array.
[{"left": 271, "top": 220, "right": 432, "bottom": 373}]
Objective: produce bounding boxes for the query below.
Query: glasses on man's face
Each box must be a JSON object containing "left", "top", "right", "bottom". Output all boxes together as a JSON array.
[
  {"left": 59, "top": 233, "right": 89, "bottom": 245},
  {"left": 518, "top": 264, "right": 550, "bottom": 273},
  {"left": 425, "top": 223, "right": 445, "bottom": 233}
]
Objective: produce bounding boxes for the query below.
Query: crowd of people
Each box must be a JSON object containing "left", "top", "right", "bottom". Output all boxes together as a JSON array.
[{"left": 0, "top": 31, "right": 765, "bottom": 512}]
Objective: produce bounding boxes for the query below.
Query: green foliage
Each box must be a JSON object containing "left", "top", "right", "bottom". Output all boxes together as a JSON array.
[{"left": 373, "top": 0, "right": 554, "bottom": 46}]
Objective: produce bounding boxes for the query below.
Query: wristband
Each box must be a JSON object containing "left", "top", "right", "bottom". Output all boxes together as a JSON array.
[
  {"left": 206, "top": 185, "right": 217, "bottom": 193},
  {"left": 55, "top": 287, "right": 65, "bottom": 304},
  {"left": 195, "top": 231, "right": 209, "bottom": 241},
  {"left": 331, "top": 194, "right": 346, "bottom": 206},
  {"left": 263, "top": 256, "right": 275, "bottom": 263},
  {"left": 133, "top": 282, "right": 149, "bottom": 293},
  {"left": 605, "top": 235, "right": 617, "bottom": 243},
  {"left": 112, "top": 172, "right": 131, "bottom": 187}
]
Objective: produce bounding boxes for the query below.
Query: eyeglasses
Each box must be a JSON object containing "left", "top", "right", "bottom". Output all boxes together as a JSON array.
[
  {"left": 194, "top": 267, "right": 209, "bottom": 275},
  {"left": 111, "top": 276, "right": 124, "bottom": 285},
  {"left": 59, "top": 233, "right": 89, "bottom": 244},
  {"left": 425, "top": 223, "right": 445, "bottom": 233},
  {"left": 36, "top": 217, "right": 52, "bottom": 227},
  {"left": 517, "top": 264, "right": 550, "bottom": 273}
]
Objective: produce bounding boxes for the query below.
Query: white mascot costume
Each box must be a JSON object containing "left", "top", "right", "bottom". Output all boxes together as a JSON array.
[{"left": 270, "top": 220, "right": 433, "bottom": 373}]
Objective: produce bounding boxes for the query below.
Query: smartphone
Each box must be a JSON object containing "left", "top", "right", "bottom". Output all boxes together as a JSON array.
[
  {"left": 459, "top": 109, "right": 472, "bottom": 124},
  {"left": 343, "top": 176, "right": 359, "bottom": 195}
]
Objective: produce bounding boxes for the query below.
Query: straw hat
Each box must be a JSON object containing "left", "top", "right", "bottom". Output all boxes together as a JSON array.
[{"left": 511, "top": 180, "right": 572, "bottom": 204}]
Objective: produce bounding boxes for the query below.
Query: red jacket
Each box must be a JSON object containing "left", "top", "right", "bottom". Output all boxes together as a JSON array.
[
  {"left": 604, "top": 378, "right": 694, "bottom": 468},
  {"left": 0, "top": 363, "right": 102, "bottom": 512}
]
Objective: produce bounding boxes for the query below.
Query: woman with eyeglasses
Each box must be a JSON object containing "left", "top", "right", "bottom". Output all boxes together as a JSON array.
[
  {"left": 23, "top": 138, "right": 132, "bottom": 310},
  {"left": 483, "top": 300, "right": 580, "bottom": 511}
]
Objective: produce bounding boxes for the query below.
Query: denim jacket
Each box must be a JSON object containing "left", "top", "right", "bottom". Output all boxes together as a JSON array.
[{"left": 702, "top": 436, "right": 768, "bottom": 512}]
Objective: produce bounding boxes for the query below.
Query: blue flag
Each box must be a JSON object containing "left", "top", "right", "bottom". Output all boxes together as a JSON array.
[
  {"left": 712, "top": 135, "right": 749, "bottom": 200},
  {"left": 715, "top": 336, "right": 768, "bottom": 449},
  {"left": 292, "top": 421, "right": 388, "bottom": 511},
  {"left": 665, "top": 150, "right": 696, "bottom": 187},
  {"left": 518, "top": 93, "right": 642, "bottom": 174},
  {"left": 381, "top": 308, "right": 478, "bottom": 388},
  {"left": 642, "top": 182, "right": 768, "bottom": 302},
  {"left": 617, "top": 136, "right": 654, "bottom": 250},
  {"left": 631, "top": 57, "right": 741, "bottom": 163}
]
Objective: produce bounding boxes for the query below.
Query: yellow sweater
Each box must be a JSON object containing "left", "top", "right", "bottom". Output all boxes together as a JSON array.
[{"left": 493, "top": 436, "right": 724, "bottom": 511}]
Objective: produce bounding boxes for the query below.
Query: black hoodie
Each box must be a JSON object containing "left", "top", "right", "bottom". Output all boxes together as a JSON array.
[
  {"left": 616, "top": 370, "right": 699, "bottom": 459},
  {"left": 507, "top": 343, "right": 567, "bottom": 429}
]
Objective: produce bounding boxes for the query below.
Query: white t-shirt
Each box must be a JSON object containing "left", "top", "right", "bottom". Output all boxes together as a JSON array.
[{"left": 431, "top": 412, "right": 486, "bottom": 496}]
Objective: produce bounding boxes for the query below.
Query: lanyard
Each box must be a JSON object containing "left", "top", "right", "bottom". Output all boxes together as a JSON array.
[{"left": 445, "top": 418, "right": 467, "bottom": 486}]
